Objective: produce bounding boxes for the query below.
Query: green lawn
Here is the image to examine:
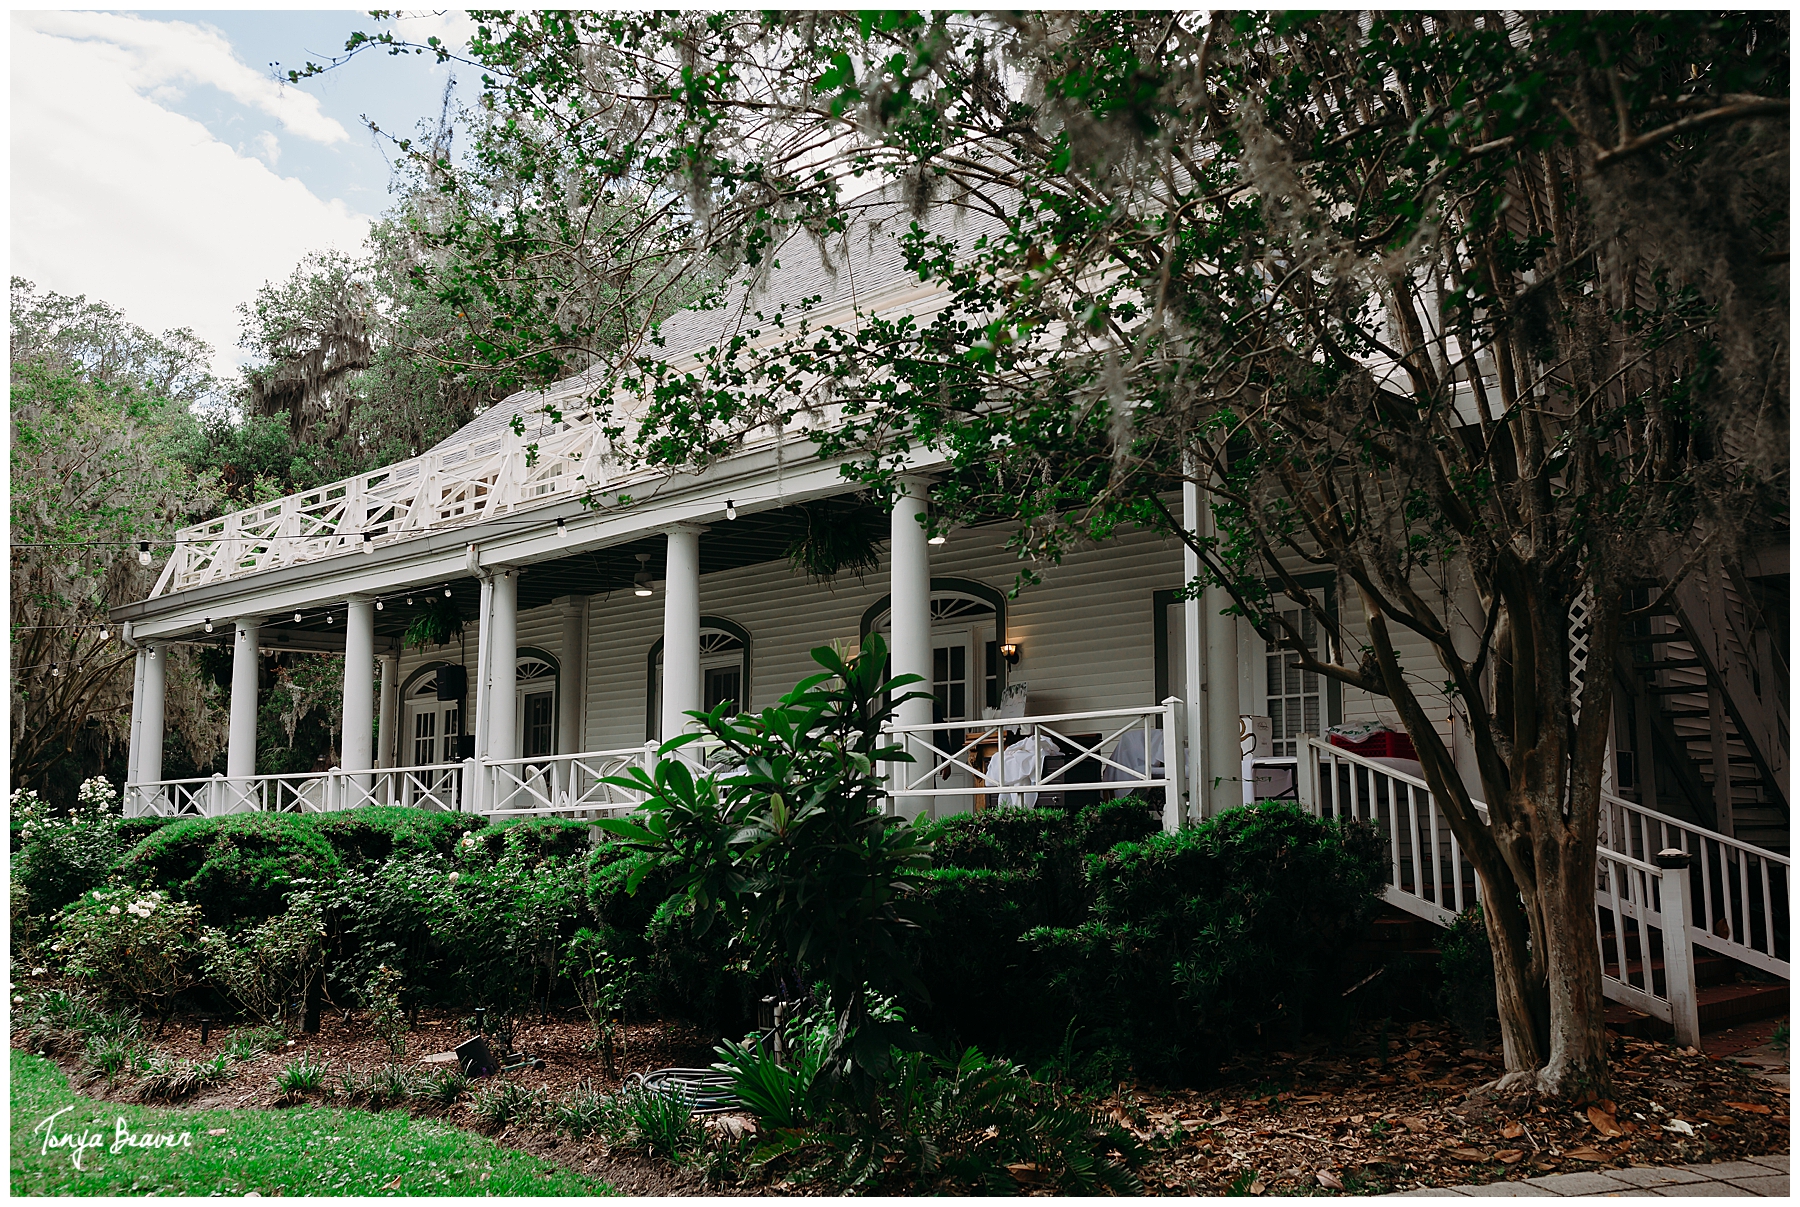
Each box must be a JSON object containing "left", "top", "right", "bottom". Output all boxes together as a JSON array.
[{"left": 10, "top": 1052, "right": 612, "bottom": 1197}]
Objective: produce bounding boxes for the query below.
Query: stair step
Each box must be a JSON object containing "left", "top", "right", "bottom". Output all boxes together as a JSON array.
[
  {"left": 1623, "top": 633, "right": 1689, "bottom": 644},
  {"left": 1644, "top": 659, "right": 1704, "bottom": 670},
  {"left": 1698, "top": 982, "right": 1789, "bottom": 1030}
]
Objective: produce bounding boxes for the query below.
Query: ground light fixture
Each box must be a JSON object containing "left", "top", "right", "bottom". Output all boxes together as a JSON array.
[
  {"left": 634, "top": 553, "right": 654, "bottom": 597},
  {"left": 137, "top": 540, "right": 152, "bottom": 566}
]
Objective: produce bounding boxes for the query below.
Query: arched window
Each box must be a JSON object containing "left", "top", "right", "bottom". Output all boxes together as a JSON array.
[
  {"left": 861, "top": 578, "right": 1007, "bottom": 723},
  {"left": 646, "top": 618, "right": 752, "bottom": 740}
]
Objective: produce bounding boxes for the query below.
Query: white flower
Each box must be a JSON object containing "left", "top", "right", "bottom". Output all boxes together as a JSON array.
[
  {"left": 107, "top": 905, "right": 121, "bottom": 915},
  {"left": 448, "top": 872, "right": 460, "bottom": 883}
]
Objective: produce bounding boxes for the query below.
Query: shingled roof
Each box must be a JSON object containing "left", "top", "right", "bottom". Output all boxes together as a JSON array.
[{"left": 427, "top": 186, "right": 1007, "bottom": 452}]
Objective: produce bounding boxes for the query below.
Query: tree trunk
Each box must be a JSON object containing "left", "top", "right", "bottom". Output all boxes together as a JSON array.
[{"left": 1531, "top": 828, "right": 1611, "bottom": 1099}]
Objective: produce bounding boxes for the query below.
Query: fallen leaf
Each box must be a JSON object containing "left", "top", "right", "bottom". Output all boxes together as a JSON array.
[
  {"left": 1400, "top": 1116, "right": 1431, "bottom": 1133},
  {"left": 1661, "top": 1119, "right": 1695, "bottom": 1137},
  {"left": 1449, "top": 1148, "right": 1489, "bottom": 1162},
  {"left": 1349, "top": 1114, "right": 1365, "bottom": 1124},
  {"left": 1724, "top": 1101, "right": 1772, "bottom": 1114},
  {"left": 1006, "top": 1163, "right": 1052, "bottom": 1186},
  {"left": 1587, "top": 1106, "right": 1624, "bottom": 1137},
  {"left": 1316, "top": 1170, "right": 1344, "bottom": 1191},
  {"left": 382, "top": 1175, "right": 402, "bottom": 1191},
  {"left": 1501, "top": 1122, "right": 1525, "bottom": 1140},
  {"left": 1563, "top": 1147, "right": 1608, "bottom": 1162},
  {"left": 1695, "top": 1112, "right": 1736, "bottom": 1127},
  {"left": 1248, "top": 1179, "right": 1266, "bottom": 1195},
  {"left": 1495, "top": 1149, "right": 1525, "bottom": 1165},
  {"left": 206, "top": 1128, "right": 228, "bottom": 1136}
]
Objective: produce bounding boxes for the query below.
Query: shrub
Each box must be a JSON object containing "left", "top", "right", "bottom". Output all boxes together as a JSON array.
[
  {"left": 17, "top": 987, "right": 116, "bottom": 1058},
  {"left": 597, "top": 1083, "right": 704, "bottom": 1162},
  {"left": 84, "top": 1030, "right": 143, "bottom": 1084},
  {"left": 223, "top": 1025, "right": 285, "bottom": 1063},
  {"left": 908, "top": 867, "right": 1054, "bottom": 1052},
  {"left": 274, "top": 1051, "right": 330, "bottom": 1100},
  {"left": 116, "top": 813, "right": 342, "bottom": 925},
  {"left": 1438, "top": 904, "right": 1497, "bottom": 1045},
  {"left": 340, "top": 1062, "right": 421, "bottom": 1109},
  {"left": 1022, "top": 803, "right": 1384, "bottom": 1078},
  {"left": 14, "top": 781, "right": 130, "bottom": 917},
  {"left": 52, "top": 887, "right": 203, "bottom": 1022},
  {"left": 419, "top": 1064, "right": 471, "bottom": 1106},
  {"left": 470, "top": 1078, "right": 545, "bottom": 1131},
  {"left": 563, "top": 927, "right": 649, "bottom": 1073},
  {"left": 201, "top": 887, "right": 326, "bottom": 1026},
  {"left": 364, "top": 964, "right": 409, "bottom": 1058},
  {"left": 136, "top": 1050, "right": 236, "bottom": 1102},
  {"left": 551, "top": 1081, "right": 617, "bottom": 1140},
  {"left": 477, "top": 817, "right": 594, "bottom": 861},
  {"left": 304, "top": 807, "right": 484, "bottom": 867}
]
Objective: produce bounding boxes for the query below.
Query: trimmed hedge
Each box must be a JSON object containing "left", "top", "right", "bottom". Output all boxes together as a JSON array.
[
  {"left": 303, "top": 807, "right": 482, "bottom": 866},
  {"left": 117, "top": 813, "right": 345, "bottom": 925}
]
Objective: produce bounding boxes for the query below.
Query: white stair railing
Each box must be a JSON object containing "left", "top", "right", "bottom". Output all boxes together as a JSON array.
[{"left": 1297, "top": 735, "right": 1787, "bottom": 1048}]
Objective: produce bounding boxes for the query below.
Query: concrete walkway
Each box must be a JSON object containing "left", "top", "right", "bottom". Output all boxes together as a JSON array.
[{"left": 1388, "top": 1155, "right": 1789, "bottom": 1197}]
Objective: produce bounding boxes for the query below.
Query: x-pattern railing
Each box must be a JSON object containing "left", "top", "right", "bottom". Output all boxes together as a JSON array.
[
  {"left": 484, "top": 746, "right": 656, "bottom": 817},
  {"left": 154, "top": 401, "right": 650, "bottom": 596},
  {"left": 886, "top": 702, "right": 1182, "bottom": 809}
]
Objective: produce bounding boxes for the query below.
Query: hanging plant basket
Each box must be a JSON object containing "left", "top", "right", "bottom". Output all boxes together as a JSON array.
[
  {"left": 786, "top": 499, "right": 883, "bottom": 584},
  {"left": 403, "top": 594, "right": 463, "bottom": 650}
]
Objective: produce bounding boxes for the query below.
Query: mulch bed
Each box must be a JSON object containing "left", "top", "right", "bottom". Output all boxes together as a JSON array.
[
  {"left": 1111, "top": 1019, "right": 1789, "bottom": 1195},
  {"left": 15, "top": 1002, "right": 1787, "bottom": 1197}
]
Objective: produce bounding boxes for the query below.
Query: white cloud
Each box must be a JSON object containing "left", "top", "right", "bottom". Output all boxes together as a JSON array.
[
  {"left": 11, "top": 15, "right": 373, "bottom": 380},
  {"left": 22, "top": 11, "right": 350, "bottom": 145},
  {"left": 389, "top": 9, "right": 481, "bottom": 58}
]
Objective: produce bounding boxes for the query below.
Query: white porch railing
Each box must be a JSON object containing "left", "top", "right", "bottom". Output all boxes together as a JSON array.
[
  {"left": 126, "top": 763, "right": 470, "bottom": 817},
  {"left": 1299, "top": 735, "right": 1789, "bottom": 1047},
  {"left": 883, "top": 700, "right": 1184, "bottom": 820},
  {"left": 481, "top": 744, "right": 659, "bottom": 818},
  {"left": 154, "top": 400, "right": 634, "bottom": 597}
]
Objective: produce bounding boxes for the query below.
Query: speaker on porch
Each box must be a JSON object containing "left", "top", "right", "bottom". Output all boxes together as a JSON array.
[
  {"left": 436, "top": 664, "right": 467, "bottom": 700},
  {"left": 453, "top": 734, "right": 476, "bottom": 760}
]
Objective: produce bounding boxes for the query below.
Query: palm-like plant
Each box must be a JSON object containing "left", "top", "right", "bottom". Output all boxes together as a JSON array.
[{"left": 600, "top": 633, "right": 935, "bottom": 1091}]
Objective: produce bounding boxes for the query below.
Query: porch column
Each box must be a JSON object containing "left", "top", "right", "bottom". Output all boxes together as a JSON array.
[
  {"left": 486, "top": 571, "right": 519, "bottom": 763},
  {"left": 1203, "top": 485, "right": 1241, "bottom": 816},
  {"left": 1181, "top": 468, "right": 1206, "bottom": 829},
  {"left": 226, "top": 619, "right": 262, "bottom": 809},
  {"left": 376, "top": 652, "right": 399, "bottom": 770},
  {"left": 341, "top": 596, "right": 376, "bottom": 780},
  {"left": 125, "top": 645, "right": 147, "bottom": 809},
  {"left": 138, "top": 643, "right": 169, "bottom": 811},
  {"left": 890, "top": 478, "right": 933, "bottom": 817},
  {"left": 661, "top": 526, "right": 703, "bottom": 740},
  {"left": 557, "top": 595, "right": 588, "bottom": 758}
]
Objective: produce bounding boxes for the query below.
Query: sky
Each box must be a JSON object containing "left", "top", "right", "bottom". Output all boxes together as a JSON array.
[{"left": 11, "top": 9, "right": 481, "bottom": 380}]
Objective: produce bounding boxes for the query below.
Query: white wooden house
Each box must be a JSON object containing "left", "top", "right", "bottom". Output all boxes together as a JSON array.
[{"left": 110, "top": 197, "right": 1787, "bottom": 1045}]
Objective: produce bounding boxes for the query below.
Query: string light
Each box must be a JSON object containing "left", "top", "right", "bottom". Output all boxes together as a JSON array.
[
  {"left": 556, "top": 517, "right": 568, "bottom": 540},
  {"left": 362, "top": 532, "right": 374, "bottom": 553},
  {"left": 50, "top": 663, "right": 61, "bottom": 678},
  {"left": 375, "top": 599, "right": 384, "bottom": 610},
  {"left": 444, "top": 587, "right": 452, "bottom": 597},
  {"left": 98, "top": 627, "right": 110, "bottom": 642},
  {"left": 327, "top": 613, "right": 335, "bottom": 624},
  {"left": 407, "top": 596, "right": 414, "bottom": 605},
  {"left": 204, "top": 618, "right": 213, "bottom": 633},
  {"left": 633, "top": 553, "right": 654, "bottom": 597},
  {"left": 294, "top": 612, "right": 303, "bottom": 624},
  {"left": 725, "top": 499, "right": 737, "bottom": 520},
  {"left": 137, "top": 541, "right": 152, "bottom": 566}
]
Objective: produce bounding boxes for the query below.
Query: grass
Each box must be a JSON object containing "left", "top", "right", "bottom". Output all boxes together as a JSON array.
[{"left": 11, "top": 1052, "right": 613, "bottom": 1197}]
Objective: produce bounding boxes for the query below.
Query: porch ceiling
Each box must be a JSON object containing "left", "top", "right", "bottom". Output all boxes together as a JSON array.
[{"left": 235, "top": 497, "right": 885, "bottom": 651}]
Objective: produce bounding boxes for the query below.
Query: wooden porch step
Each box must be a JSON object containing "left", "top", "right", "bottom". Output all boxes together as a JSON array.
[{"left": 1605, "top": 982, "right": 1790, "bottom": 1039}]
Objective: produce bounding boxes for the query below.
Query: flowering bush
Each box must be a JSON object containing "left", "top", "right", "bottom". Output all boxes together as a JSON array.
[
  {"left": 364, "top": 963, "right": 409, "bottom": 1057},
  {"left": 13, "top": 782, "right": 129, "bottom": 917},
  {"left": 53, "top": 886, "right": 203, "bottom": 1022},
  {"left": 202, "top": 887, "right": 327, "bottom": 1026}
]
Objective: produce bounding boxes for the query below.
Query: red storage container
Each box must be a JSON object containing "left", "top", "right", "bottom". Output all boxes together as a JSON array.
[{"left": 1329, "top": 729, "right": 1417, "bottom": 760}]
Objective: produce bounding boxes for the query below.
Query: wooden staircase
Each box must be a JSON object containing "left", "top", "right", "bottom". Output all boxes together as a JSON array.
[
  {"left": 1360, "top": 905, "right": 1790, "bottom": 1040},
  {"left": 1615, "top": 576, "right": 1788, "bottom": 855}
]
